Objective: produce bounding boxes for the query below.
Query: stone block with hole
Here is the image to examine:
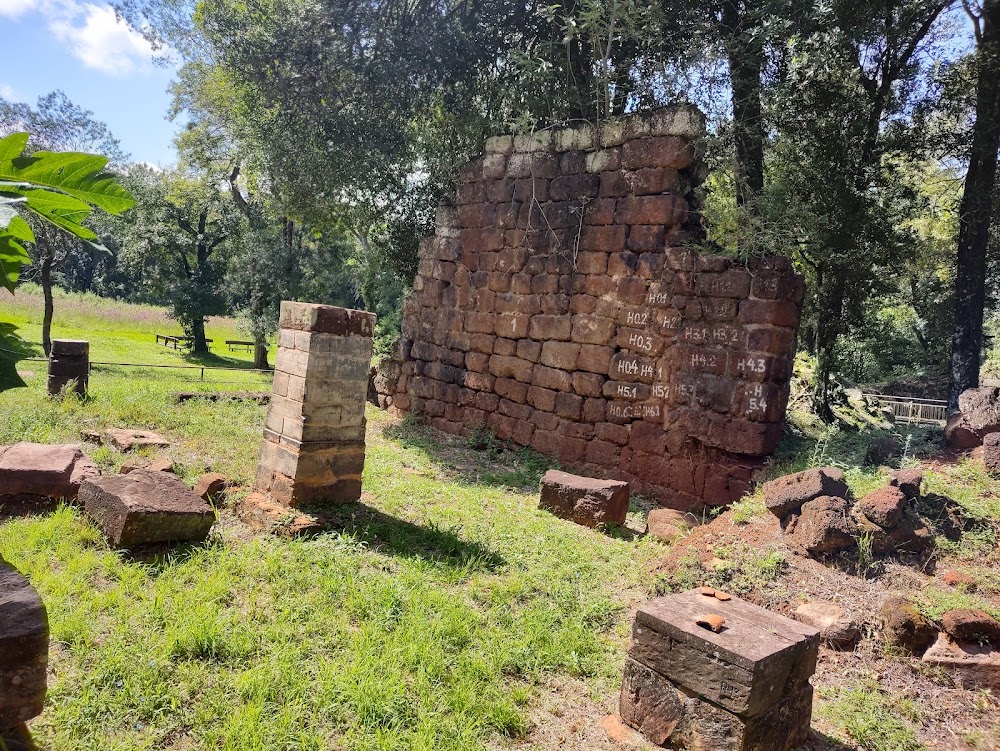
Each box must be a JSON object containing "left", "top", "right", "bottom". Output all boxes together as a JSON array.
[
  {"left": 617, "top": 589, "right": 818, "bottom": 751},
  {"left": 79, "top": 470, "right": 215, "bottom": 548}
]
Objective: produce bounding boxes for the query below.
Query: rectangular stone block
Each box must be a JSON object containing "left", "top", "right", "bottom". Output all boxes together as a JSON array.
[
  {"left": 629, "top": 590, "right": 819, "bottom": 717},
  {"left": 278, "top": 301, "right": 375, "bottom": 337}
]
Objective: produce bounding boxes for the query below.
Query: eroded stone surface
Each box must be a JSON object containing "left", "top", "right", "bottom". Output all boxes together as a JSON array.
[
  {"left": 881, "top": 596, "right": 937, "bottom": 655},
  {"left": 922, "top": 633, "right": 1000, "bottom": 691},
  {"left": 785, "top": 496, "right": 855, "bottom": 555},
  {"left": 646, "top": 508, "right": 698, "bottom": 542},
  {"left": 0, "top": 560, "right": 48, "bottom": 730},
  {"left": 538, "top": 470, "right": 629, "bottom": 528},
  {"left": 80, "top": 470, "right": 215, "bottom": 548},
  {"left": 235, "top": 493, "right": 323, "bottom": 537},
  {"left": 946, "top": 387, "right": 1000, "bottom": 448},
  {"left": 984, "top": 433, "right": 1000, "bottom": 477},
  {"left": 105, "top": 429, "right": 171, "bottom": 452},
  {"left": 763, "top": 467, "right": 849, "bottom": 519},
  {"left": 193, "top": 472, "right": 228, "bottom": 501},
  {"left": 942, "top": 609, "right": 1000, "bottom": 646},
  {"left": 855, "top": 486, "right": 908, "bottom": 528},
  {"left": 889, "top": 469, "right": 923, "bottom": 500},
  {"left": 0, "top": 443, "right": 98, "bottom": 500},
  {"left": 793, "top": 601, "right": 859, "bottom": 647}
]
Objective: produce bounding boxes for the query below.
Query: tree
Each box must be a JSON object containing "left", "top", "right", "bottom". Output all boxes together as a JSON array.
[
  {"left": 949, "top": 0, "right": 1000, "bottom": 410},
  {"left": 116, "top": 165, "right": 236, "bottom": 353},
  {"left": 0, "top": 92, "right": 128, "bottom": 353}
]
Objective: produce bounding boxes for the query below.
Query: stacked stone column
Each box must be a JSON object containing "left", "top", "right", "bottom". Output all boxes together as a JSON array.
[
  {"left": 256, "top": 302, "right": 375, "bottom": 507},
  {"left": 47, "top": 339, "right": 89, "bottom": 397}
]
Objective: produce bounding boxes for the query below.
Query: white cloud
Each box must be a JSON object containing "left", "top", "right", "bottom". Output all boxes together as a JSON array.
[
  {"left": 49, "top": 3, "right": 158, "bottom": 76},
  {"left": 4, "top": 0, "right": 163, "bottom": 76},
  {"left": 0, "top": 0, "right": 37, "bottom": 19},
  {"left": 0, "top": 84, "right": 22, "bottom": 101}
]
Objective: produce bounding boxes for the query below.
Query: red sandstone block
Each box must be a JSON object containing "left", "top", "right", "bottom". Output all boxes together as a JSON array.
[
  {"left": 486, "top": 178, "right": 514, "bottom": 203},
  {"left": 559, "top": 419, "right": 595, "bottom": 440},
  {"left": 600, "top": 171, "right": 630, "bottom": 198},
  {"left": 555, "top": 392, "right": 583, "bottom": 420},
  {"left": 681, "top": 345, "right": 728, "bottom": 376},
  {"left": 517, "top": 339, "right": 542, "bottom": 362},
  {"left": 583, "top": 276, "right": 614, "bottom": 299},
  {"left": 459, "top": 203, "right": 497, "bottom": 228},
  {"left": 532, "top": 409, "right": 560, "bottom": 431},
  {"left": 751, "top": 269, "right": 799, "bottom": 300},
  {"left": 494, "top": 314, "right": 530, "bottom": 339},
  {"left": 586, "top": 439, "right": 621, "bottom": 467},
  {"left": 608, "top": 251, "right": 639, "bottom": 277},
  {"left": 637, "top": 253, "right": 665, "bottom": 279},
  {"left": 747, "top": 327, "right": 795, "bottom": 354},
  {"left": 534, "top": 434, "right": 587, "bottom": 464},
  {"left": 498, "top": 247, "right": 529, "bottom": 273},
  {"left": 513, "top": 176, "right": 550, "bottom": 202},
  {"left": 572, "top": 372, "right": 606, "bottom": 397},
  {"left": 610, "top": 352, "right": 656, "bottom": 383},
  {"left": 489, "top": 413, "right": 516, "bottom": 440},
  {"left": 578, "top": 344, "right": 615, "bottom": 373},
  {"left": 540, "top": 293, "right": 571, "bottom": 316},
  {"left": 493, "top": 337, "right": 517, "bottom": 356},
  {"left": 533, "top": 364, "right": 573, "bottom": 392},
  {"left": 576, "top": 251, "right": 609, "bottom": 275},
  {"left": 487, "top": 271, "right": 512, "bottom": 293},
  {"left": 499, "top": 399, "right": 532, "bottom": 420},
  {"left": 496, "top": 202, "right": 522, "bottom": 230},
  {"left": 739, "top": 299, "right": 799, "bottom": 327},
  {"left": 550, "top": 173, "right": 600, "bottom": 201},
  {"left": 706, "top": 416, "right": 783, "bottom": 457},
  {"left": 734, "top": 382, "right": 786, "bottom": 423},
  {"left": 540, "top": 341, "right": 581, "bottom": 370},
  {"left": 702, "top": 298, "right": 739, "bottom": 321},
  {"left": 539, "top": 469, "right": 629, "bottom": 527},
  {"left": 619, "top": 306, "right": 653, "bottom": 329},
  {"left": 627, "top": 225, "right": 667, "bottom": 252},
  {"left": 527, "top": 385, "right": 557, "bottom": 412},
  {"left": 580, "top": 397, "right": 606, "bottom": 423},
  {"left": 571, "top": 294, "right": 598, "bottom": 314},
  {"left": 458, "top": 181, "right": 486, "bottom": 204},
  {"left": 604, "top": 381, "right": 652, "bottom": 401},
  {"left": 468, "top": 334, "right": 496, "bottom": 354},
  {"left": 531, "top": 274, "right": 561, "bottom": 295},
  {"left": 495, "top": 293, "right": 539, "bottom": 315},
  {"left": 529, "top": 315, "right": 572, "bottom": 341},
  {"left": 696, "top": 269, "right": 752, "bottom": 299},
  {"left": 279, "top": 302, "right": 375, "bottom": 338},
  {"left": 560, "top": 150, "right": 587, "bottom": 174},
  {"left": 571, "top": 315, "right": 616, "bottom": 345},
  {"left": 478, "top": 252, "right": 498, "bottom": 272},
  {"left": 496, "top": 378, "right": 529, "bottom": 404},
  {"left": 596, "top": 422, "right": 630, "bottom": 446},
  {"left": 466, "top": 311, "right": 496, "bottom": 334},
  {"left": 630, "top": 421, "right": 667, "bottom": 454},
  {"left": 474, "top": 391, "right": 500, "bottom": 412},
  {"left": 621, "top": 136, "right": 696, "bottom": 170},
  {"left": 579, "top": 225, "right": 626, "bottom": 252},
  {"left": 489, "top": 355, "right": 534, "bottom": 382},
  {"left": 584, "top": 198, "right": 617, "bottom": 225},
  {"left": 618, "top": 327, "right": 664, "bottom": 357}
]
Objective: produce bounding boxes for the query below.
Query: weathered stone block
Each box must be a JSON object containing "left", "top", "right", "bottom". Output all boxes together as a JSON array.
[
  {"left": 629, "top": 590, "right": 819, "bottom": 717},
  {"left": 538, "top": 469, "right": 629, "bottom": 527},
  {"left": 762, "top": 467, "right": 849, "bottom": 518},
  {"left": 0, "top": 561, "right": 47, "bottom": 731},
  {"left": 0, "top": 442, "right": 98, "bottom": 500},
  {"left": 80, "top": 470, "right": 215, "bottom": 548}
]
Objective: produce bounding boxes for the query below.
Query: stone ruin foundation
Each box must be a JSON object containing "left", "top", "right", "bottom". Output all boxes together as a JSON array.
[
  {"left": 372, "top": 105, "right": 805, "bottom": 509},
  {"left": 47, "top": 339, "right": 89, "bottom": 397},
  {"left": 0, "top": 559, "right": 48, "bottom": 742},
  {"left": 256, "top": 301, "right": 375, "bottom": 507},
  {"left": 618, "top": 589, "right": 818, "bottom": 750}
]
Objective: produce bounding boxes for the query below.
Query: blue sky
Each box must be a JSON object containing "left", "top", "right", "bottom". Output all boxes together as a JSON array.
[{"left": 0, "top": 0, "right": 178, "bottom": 165}]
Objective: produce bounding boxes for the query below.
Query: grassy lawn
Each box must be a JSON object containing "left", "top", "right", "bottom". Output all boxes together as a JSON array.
[{"left": 1, "top": 289, "right": 664, "bottom": 751}]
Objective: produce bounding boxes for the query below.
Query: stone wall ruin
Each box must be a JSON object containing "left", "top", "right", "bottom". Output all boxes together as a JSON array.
[{"left": 374, "top": 105, "right": 805, "bottom": 510}]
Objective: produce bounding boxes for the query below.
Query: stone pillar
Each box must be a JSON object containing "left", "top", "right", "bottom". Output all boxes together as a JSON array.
[
  {"left": 256, "top": 302, "right": 375, "bottom": 507},
  {"left": 47, "top": 339, "right": 89, "bottom": 397},
  {"left": 618, "top": 589, "right": 819, "bottom": 751}
]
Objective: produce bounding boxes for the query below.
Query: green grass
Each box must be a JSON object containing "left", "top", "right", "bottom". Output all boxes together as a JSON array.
[
  {"left": 0, "top": 318, "right": 665, "bottom": 750},
  {"left": 817, "top": 680, "right": 923, "bottom": 751}
]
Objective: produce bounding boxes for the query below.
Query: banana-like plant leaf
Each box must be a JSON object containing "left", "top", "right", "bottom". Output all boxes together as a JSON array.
[
  {"left": 5, "top": 148, "right": 135, "bottom": 215},
  {"left": 0, "top": 133, "right": 28, "bottom": 164},
  {"left": 5, "top": 215, "right": 34, "bottom": 243},
  {"left": 0, "top": 232, "right": 31, "bottom": 293}
]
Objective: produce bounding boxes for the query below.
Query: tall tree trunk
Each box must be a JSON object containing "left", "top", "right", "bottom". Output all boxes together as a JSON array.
[
  {"left": 191, "top": 316, "right": 209, "bottom": 355},
  {"left": 949, "top": 0, "right": 1000, "bottom": 412},
  {"left": 253, "top": 342, "right": 269, "bottom": 369},
  {"left": 40, "top": 248, "right": 54, "bottom": 356},
  {"left": 720, "top": 0, "right": 766, "bottom": 250}
]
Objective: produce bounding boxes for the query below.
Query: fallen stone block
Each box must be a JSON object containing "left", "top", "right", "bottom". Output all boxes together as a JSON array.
[
  {"left": 762, "top": 467, "right": 849, "bottom": 519},
  {"left": 793, "top": 601, "right": 859, "bottom": 648},
  {"left": 538, "top": 470, "right": 629, "bottom": 528},
  {"left": 785, "top": 495, "right": 856, "bottom": 555},
  {"left": 853, "top": 507, "right": 932, "bottom": 555},
  {"left": 922, "top": 633, "right": 1000, "bottom": 691},
  {"left": 855, "top": 485, "right": 908, "bottom": 528},
  {"left": 193, "top": 472, "right": 228, "bottom": 501},
  {"left": 621, "top": 590, "right": 818, "bottom": 751},
  {"left": 79, "top": 470, "right": 215, "bottom": 548},
  {"left": 945, "top": 386, "right": 1000, "bottom": 448},
  {"left": 627, "top": 590, "right": 819, "bottom": 718},
  {"left": 880, "top": 596, "right": 937, "bottom": 655},
  {"left": 941, "top": 609, "right": 1000, "bottom": 646},
  {"left": 0, "top": 443, "right": 99, "bottom": 501},
  {"left": 104, "top": 429, "right": 172, "bottom": 452},
  {"left": 645, "top": 508, "right": 698, "bottom": 543},
  {"left": 235, "top": 493, "right": 323, "bottom": 537},
  {"left": 0, "top": 560, "right": 48, "bottom": 731},
  {"left": 889, "top": 469, "right": 923, "bottom": 500},
  {"left": 120, "top": 457, "right": 174, "bottom": 475}
]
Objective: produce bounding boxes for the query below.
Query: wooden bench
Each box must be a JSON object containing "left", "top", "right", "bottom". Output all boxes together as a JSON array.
[
  {"left": 226, "top": 340, "right": 258, "bottom": 353},
  {"left": 156, "top": 334, "right": 214, "bottom": 350}
]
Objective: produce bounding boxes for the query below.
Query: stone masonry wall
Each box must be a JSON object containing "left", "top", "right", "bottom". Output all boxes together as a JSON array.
[{"left": 376, "top": 105, "right": 805, "bottom": 510}]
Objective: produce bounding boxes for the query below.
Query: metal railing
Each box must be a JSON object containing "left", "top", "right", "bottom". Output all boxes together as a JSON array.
[{"left": 862, "top": 393, "right": 948, "bottom": 426}]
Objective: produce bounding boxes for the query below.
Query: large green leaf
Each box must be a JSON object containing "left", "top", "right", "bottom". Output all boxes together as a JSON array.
[
  {"left": 4, "top": 149, "right": 135, "bottom": 216},
  {"left": 0, "top": 232, "right": 31, "bottom": 293},
  {"left": 0, "top": 133, "right": 28, "bottom": 165}
]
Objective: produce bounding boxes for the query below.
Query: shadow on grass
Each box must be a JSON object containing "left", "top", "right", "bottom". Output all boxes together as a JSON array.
[
  {"left": 383, "top": 418, "right": 559, "bottom": 491},
  {"left": 0, "top": 722, "right": 42, "bottom": 751},
  {"left": 180, "top": 349, "right": 268, "bottom": 371},
  {"left": 800, "top": 730, "right": 856, "bottom": 750},
  {"left": 318, "top": 502, "right": 506, "bottom": 572},
  {"left": 0, "top": 321, "right": 42, "bottom": 392}
]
